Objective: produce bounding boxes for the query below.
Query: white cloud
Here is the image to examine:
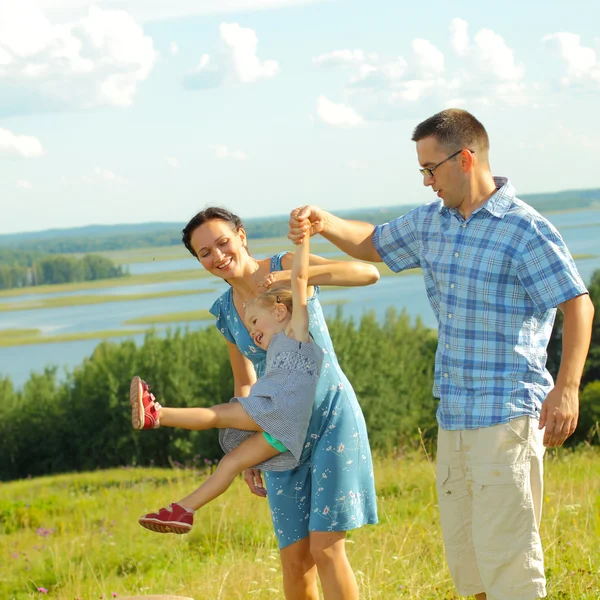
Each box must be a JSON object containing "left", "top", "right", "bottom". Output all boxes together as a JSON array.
[
  {"left": 543, "top": 32, "right": 600, "bottom": 85},
  {"left": 314, "top": 96, "right": 364, "bottom": 128},
  {"left": 214, "top": 145, "right": 247, "bottom": 160},
  {"left": 183, "top": 22, "right": 279, "bottom": 90},
  {"left": 0, "top": 1, "right": 157, "bottom": 114},
  {"left": 166, "top": 156, "right": 180, "bottom": 169},
  {"left": 412, "top": 39, "right": 444, "bottom": 77},
  {"left": 348, "top": 58, "right": 408, "bottom": 89},
  {"left": 16, "top": 179, "right": 33, "bottom": 189},
  {"left": 0, "top": 128, "right": 45, "bottom": 158},
  {"left": 450, "top": 18, "right": 469, "bottom": 57},
  {"left": 170, "top": 41, "right": 179, "bottom": 56},
  {"left": 313, "top": 49, "right": 367, "bottom": 67},
  {"left": 93, "top": 167, "right": 127, "bottom": 184},
  {"left": 38, "top": 0, "right": 328, "bottom": 23},
  {"left": 473, "top": 29, "right": 524, "bottom": 82}
]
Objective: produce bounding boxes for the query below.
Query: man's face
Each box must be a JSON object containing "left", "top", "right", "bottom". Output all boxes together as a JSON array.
[{"left": 416, "top": 137, "right": 467, "bottom": 210}]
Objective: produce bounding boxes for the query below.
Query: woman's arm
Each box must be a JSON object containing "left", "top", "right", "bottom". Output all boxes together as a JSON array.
[
  {"left": 226, "top": 340, "right": 257, "bottom": 397},
  {"left": 269, "top": 253, "right": 380, "bottom": 288},
  {"left": 288, "top": 236, "right": 310, "bottom": 342}
]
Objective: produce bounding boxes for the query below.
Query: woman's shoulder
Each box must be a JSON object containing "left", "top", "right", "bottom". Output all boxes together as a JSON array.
[
  {"left": 269, "top": 251, "right": 291, "bottom": 272},
  {"left": 209, "top": 287, "right": 233, "bottom": 317}
]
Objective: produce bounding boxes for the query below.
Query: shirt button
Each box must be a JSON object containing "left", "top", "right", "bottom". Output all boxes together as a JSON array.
[
  {"left": 448, "top": 314, "right": 453, "bottom": 319},
  {"left": 444, "top": 373, "right": 449, "bottom": 378},
  {"left": 450, "top": 283, "right": 455, "bottom": 289},
  {"left": 462, "top": 223, "right": 467, "bottom": 228},
  {"left": 454, "top": 252, "right": 459, "bottom": 257},
  {"left": 445, "top": 344, "right": 449, "bottom": 349}
]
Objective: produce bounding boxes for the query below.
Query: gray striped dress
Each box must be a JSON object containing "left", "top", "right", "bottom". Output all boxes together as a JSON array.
[{"left": 219, "top": 330, "right": 323, "bottom": 472}]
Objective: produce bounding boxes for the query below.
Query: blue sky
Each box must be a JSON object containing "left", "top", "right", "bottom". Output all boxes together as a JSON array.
[{"left": 1, "top": 0, "right": 599, "bottom": 234}]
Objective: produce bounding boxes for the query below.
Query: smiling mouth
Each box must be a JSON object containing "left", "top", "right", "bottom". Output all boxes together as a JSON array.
[{"left": 217, "top": 258, "right": 232, "bottom": 270}]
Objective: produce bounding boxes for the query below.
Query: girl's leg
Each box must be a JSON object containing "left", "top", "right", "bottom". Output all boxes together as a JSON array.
[
  {"left": 139, "top": 433, "right": 280, "bottom": 534},
  {"left": 180, "top": 433, "right": 280, "bottom": 511},
  {"left": 309, "top": 531, "right": 358, "bottom": 600},
  {"left": 279, "top": 537, "right": 319, "bottom": 600},
  {"left": 159, "top": 401, "right": 260, "bottom": 431},
  {"left": 130, "top": 375, "right": 259, "bottom": 432}
]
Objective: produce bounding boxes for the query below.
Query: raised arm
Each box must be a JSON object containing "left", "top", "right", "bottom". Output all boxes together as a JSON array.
[
  {"left": 289, "top": 234, "right": 310, "bottom": 342},
  {"left": 267, "top": 253, "right": 379, "bottom": 288},
  {"left": 289, "top": 205, "right": 382, "bottom": 263}
]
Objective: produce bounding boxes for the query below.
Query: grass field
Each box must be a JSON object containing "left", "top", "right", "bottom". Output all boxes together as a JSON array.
[
  {"left": 1, "top": 448, "right": 598, "bottom": 599},
  {"left": 0, "top": 288, "right": 216, "bottom": 313}
]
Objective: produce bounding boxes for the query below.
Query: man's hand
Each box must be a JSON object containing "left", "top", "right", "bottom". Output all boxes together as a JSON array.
[
  {"left": 288, "top": 206, "right": 326, "bottom": 244},
  {"left": 539, "top": 385, "right": 579, "bottom": 447},
  {"left": 243, "top": 468, "right": 267, "bottom": 497}
]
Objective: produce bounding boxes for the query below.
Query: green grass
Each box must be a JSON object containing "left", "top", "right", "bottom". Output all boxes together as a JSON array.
[
  {"left": 0, "top": 270, "right": 213, "bottom": 298},
  {"left": 0, "top": 328, "right": 41, "bottom": 338},
  {"left": 0, "top": 288, "right": 216, "bottom": 312},
  {"left": 0, "top": 449, "right": 598, "bottom": 599},
  {"left": 123, "top": 310, "right": 215, "bottom": 325},
  {"left": 0, "top": 328, "right": 150, "bottom": 347}
]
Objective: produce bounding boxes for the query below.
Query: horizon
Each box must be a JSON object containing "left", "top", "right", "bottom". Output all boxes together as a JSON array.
[
  {"left": 2, "top": 182, "right": 600, "bottom": 238},
  {"left": 2, "top": 0, "right": 600, "bottom": 235}
]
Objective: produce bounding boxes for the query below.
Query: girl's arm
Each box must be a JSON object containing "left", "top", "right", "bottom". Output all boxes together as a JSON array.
[
  {"left": 288, "top": 236, "right": 310, "bottom": 343},
  {"left": 269, "top": 253, "right": 380, "bottom": 288},
  {"left": 226, "top": 340, "right": 257, "bottom": 397}
]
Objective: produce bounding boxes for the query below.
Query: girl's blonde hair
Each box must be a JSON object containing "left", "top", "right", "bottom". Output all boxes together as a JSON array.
[{"left": 249, "top": 284, "right": 293, "bottom": 313}]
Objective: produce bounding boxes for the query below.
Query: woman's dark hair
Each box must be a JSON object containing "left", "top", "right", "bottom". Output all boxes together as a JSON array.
[{"left": 182, "top": 207, "right": 245, "bottom": 257}]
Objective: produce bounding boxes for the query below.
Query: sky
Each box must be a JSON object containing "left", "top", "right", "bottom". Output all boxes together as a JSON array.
[{"left": 1, "top": 0, "right": 599, "bottom": 235}]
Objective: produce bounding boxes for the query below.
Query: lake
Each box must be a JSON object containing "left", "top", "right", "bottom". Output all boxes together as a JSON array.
[{"left": 1, "top": 208, "right": 599, "bottom": 389}]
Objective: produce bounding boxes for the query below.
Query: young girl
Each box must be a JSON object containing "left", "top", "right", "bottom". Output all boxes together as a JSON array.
[{"left": 129, "top": 234, "right": 323, "bottom": 534}]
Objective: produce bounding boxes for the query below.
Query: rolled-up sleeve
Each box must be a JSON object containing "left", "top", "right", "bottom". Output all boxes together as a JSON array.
[
  {"left": 372, "top": 209, "right": 421, "bottom": 273},
  {"left": 515, "top": 221, "right": 588, "bottom": 312}
]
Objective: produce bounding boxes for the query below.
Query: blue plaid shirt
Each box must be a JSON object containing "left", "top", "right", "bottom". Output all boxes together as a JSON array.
[{"left": 373, "top": 177, "right": 588, "bottom": 430}]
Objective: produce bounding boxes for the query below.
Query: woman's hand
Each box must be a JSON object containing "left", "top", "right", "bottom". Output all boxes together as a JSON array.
[
  {"left": 258, "top": 270, "right": 291, "bottom": 290},
  {"left": 243, "top": 468, "right": 267, "bottom": 497}
]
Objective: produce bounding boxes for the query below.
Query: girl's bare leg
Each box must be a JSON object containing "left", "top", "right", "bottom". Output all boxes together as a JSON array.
[
  {"left": 177, "top": 432, "right": 280, "bottom": 511},
  {"left": 160, "top": 401, "right": 260, "bottom": 432}
]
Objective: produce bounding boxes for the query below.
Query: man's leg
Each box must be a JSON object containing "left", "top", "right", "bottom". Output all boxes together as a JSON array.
[
  {"left": 436, "top": 427, "right": 486, "bottom": 597},
  {"left": 468, "top": 416, "right": 546, "bottom": 600}
]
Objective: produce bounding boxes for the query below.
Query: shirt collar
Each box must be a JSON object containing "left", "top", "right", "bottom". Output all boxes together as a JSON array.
[{"left": 439, "top": 176, "right": 516, "bottom": 219}]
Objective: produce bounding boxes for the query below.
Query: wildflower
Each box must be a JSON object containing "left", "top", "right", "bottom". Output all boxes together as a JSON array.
[{"left": 37, "top": 588, "right": 48, "bottom": 594}]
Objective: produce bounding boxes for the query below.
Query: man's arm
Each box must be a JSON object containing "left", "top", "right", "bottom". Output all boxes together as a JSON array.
[
  {"left": 540, "top": 293, "right": 595, "bottom": 447},
  {"left": 289, "top": 205, "right": 382, "bottom": 263}
]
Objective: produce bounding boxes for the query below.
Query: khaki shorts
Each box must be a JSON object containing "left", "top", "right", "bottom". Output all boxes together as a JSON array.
[{"left": 436, "top": 417, "right": 546, "bottom": 600}]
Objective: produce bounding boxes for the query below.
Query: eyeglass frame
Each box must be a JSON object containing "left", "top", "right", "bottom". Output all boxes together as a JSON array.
[{"left": 419, "top": 149, "right": 474, "bottom": 178}]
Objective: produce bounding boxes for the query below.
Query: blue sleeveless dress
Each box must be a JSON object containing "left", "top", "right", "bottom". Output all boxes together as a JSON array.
[{"left": 209, "top": 252, "right": 378, "bottom": 548}]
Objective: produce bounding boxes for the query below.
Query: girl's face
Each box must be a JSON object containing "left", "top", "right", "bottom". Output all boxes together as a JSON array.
[
  {"left": 189, "top": 219, "right": 249, "bottom": 280},
  {"left": 245, "top": 303, "right": 288, "bottom": 349}
]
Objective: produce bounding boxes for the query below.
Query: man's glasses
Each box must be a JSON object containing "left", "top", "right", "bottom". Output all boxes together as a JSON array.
[{"left": 419, "top": 149, "right": 473, "bottom": 178}]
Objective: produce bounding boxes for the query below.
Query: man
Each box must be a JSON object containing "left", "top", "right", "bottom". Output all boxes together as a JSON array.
[{"left": 288, "top": 109, "right": 595, "bottom": 600}]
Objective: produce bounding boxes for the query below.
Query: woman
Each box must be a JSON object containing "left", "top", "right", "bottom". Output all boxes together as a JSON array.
[{"left": 183, "top": 207, "right": 379, "bottom": 600}]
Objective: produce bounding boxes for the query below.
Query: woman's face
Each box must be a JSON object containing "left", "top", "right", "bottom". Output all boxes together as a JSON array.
[{"left": 189, "top": 219, "right": 248, "bottom": 279}]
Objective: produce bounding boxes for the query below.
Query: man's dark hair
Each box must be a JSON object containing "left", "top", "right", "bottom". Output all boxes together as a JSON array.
[
  {"left": 182, "top": 207, "right": 244, "bottom": 257},
  {"left": 412, "top": 109, "right": 489, "bottom": 154}
]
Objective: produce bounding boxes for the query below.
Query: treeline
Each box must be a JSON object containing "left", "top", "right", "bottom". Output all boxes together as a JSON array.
[
  {"left": 0, "top": 250, "right": 127, "bottom": 289},
  {"left": 1, "top": 283, "right": 599, "bottom": 482},
  {"left": 2, "top": 188, "right": 598, "bottom": 256}
]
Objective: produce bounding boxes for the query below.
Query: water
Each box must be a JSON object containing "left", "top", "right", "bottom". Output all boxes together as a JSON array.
[{"left": 1, "top": 209, "right": 598, "bottom": 389}]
